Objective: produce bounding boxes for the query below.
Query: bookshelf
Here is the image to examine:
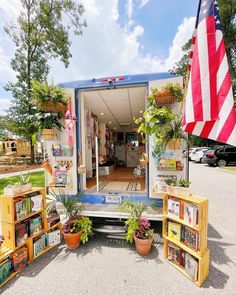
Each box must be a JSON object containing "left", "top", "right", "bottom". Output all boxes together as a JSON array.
[
  {"left": 162, "top": 192, "right": 209, "bottom": 286},
  {"left": 0, "top": 187, "right": 62, "bottom": 289}
]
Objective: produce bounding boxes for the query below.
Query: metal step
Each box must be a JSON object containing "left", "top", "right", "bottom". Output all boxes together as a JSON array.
[{"left": 93, "top": 224, "right": 126, "bottom": 234}]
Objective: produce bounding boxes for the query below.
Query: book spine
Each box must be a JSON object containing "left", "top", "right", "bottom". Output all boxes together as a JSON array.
[{"left": 180, "top": 225, "right": 185, "bottom": 242}]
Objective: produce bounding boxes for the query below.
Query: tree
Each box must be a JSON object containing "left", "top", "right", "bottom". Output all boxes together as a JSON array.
[{"left": 5, "top": 0, "right": 86, "bottom": 163}]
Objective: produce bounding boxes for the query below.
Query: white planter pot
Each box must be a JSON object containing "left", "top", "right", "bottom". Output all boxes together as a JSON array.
[
  {"left": 21, "top": 183, "right": 32, "bottom": 193},
  {"left": 4, "top": 186, "right": 21, "bottom": 196}
]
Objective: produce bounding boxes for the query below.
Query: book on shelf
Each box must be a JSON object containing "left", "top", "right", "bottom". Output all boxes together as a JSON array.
[
  {"left": 29, "top": 215, "right": 42, "bottom": 236},
  {"left": 0, "top": 258, "right": 11, "bottom": 285},
  {"left": 12, "top": 246, "right": 28, "bottom": 271},
  {"left": 184, "top": 253, "right": 198, "bottom": 281},
  {"left": 14, "top": 198, "right": 31, "bottom": 221},
  {"left": 184, "top": 203, "right": 198, "bottom": 226},
  {"left": 15, "top": 222, "right": 28, "bottom": 247},
  {"left": 33, "top": 233, "right": 47, "bottom": 257},
  {"left": 168, "top": 242, "right": 182, "bottom": 266},
  {"left": 166, "top": 159, "right": 176, "bottom": 171},
  {"left": 184, "top": 227, "right": 199, "bottom": 251},
  {"left": 167, "top": 199, "right": 180, "bottom": 218},
  {"left": 48, "top": 229, "right": 61, "bottom": 246},
  {"left": 30, "top": 194, "right": 43, "bottom": 212},
  {"left": 168, "top": 221, "right": 181, "bottom": 242},
  {"left": 61, "top": 144, "right": 73, "bottom": 157}
]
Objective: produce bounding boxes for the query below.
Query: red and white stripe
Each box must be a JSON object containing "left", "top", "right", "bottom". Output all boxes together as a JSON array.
[{"left": 183, "top": 10, "right": 236, "bottom": 146}]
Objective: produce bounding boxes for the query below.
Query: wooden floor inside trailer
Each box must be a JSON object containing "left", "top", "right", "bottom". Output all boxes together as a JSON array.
[{"left": 86, "top": 167, "right": 146, "bottom": 192}]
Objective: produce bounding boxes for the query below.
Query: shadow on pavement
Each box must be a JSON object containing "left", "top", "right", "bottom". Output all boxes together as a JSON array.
[
  {"left": 202, "top": 223, "right": 235, "bottom": 289},
  {"left": 1, "top": 243, "right": 63, "bottom": 293}
]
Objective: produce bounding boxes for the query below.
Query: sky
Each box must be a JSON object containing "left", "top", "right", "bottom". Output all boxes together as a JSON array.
[{"left": 0, "top": 0, "right": 199, "bottom": 115}]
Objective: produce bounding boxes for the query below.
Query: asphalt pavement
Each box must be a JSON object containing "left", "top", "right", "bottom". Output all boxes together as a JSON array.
[{"left": 1, "top": 162, "right": 236, "bottom": 295}]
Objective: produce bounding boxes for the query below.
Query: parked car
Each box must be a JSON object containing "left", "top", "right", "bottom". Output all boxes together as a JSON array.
[
  {"left": 189, "top": 147, "right": 208, "bottom": 161},
  {"left": 205, "top": 145, "right": 236, "bottom": 167},
  {"left": 192, "top": 148, "right": 210, "bottom": 163}
]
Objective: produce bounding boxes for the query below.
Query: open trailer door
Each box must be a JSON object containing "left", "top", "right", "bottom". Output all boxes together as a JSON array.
[
  {"left": 148, "top": 76, "right": 188, "bottom": 199},
  {"left": 44, "top": 88, "right": 78, "bottom": 196}
]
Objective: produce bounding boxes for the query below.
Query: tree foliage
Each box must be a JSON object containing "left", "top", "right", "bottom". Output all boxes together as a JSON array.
[{"left": 5, "top": 0, "right": 86, "bottom": 162}]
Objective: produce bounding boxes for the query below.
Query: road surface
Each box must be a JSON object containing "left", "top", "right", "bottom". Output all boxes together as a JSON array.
[{"left": 1, "top": 162, "right": 236, "bottom": 295}]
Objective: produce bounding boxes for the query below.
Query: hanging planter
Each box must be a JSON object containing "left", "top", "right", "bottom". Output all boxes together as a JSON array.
[
  {"left": 42, "top": 128, "right": 56, "bottom": 140},
  {"left": 38, "top": 101, "right": 67, "bottom": 113},
  {"left": 154, "top": 89, "right": 176, "bottom": 106},
  {"left": 152, "top": 82, "right": 183, "bottom": 106},
  {"left": 32, "top": 80, "right": 69, "bottom": 113}
]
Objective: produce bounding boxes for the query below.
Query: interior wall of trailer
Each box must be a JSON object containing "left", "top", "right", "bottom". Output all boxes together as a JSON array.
[{"left": 80, "top": 86, "right": 146, "bottom": 192}]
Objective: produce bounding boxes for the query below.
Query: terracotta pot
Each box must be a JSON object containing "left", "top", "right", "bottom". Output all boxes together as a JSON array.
[
  {"left": 39, "top": 101, "right": 67, "bottom": 113},
  {"left": 133, "top": 235, "right": 154, "bottom": 255},
  {"left": 63, "top": 230, "right": 82, "bottom": 250},
  {"left": 42, "top": 129, "right": 55, "bottom": 140}
]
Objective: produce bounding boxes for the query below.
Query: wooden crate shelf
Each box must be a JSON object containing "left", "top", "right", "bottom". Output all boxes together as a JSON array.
[
  {"left": 0, "top": 187, "right": 62, "bottom": 289},
  {"left": 163, "top": 192, "right": 209, "bottom": 287}
]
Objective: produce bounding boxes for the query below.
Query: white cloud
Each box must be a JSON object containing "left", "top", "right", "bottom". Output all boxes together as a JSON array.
[
  {"left": 0, "top": 0, "right": 195, "bottom": 109},
  {"left": 139, "top": 0, "right": 150, "bottom": 9},
  {"left": 165, "top": 17, "right": 196, "bottom": 70}
]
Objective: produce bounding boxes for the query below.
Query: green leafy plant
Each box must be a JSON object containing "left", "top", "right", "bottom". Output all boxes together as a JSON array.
[
  {"left": 164, "top": 178, "right": 178, "bottom": 186},
  {"left": 117, "top": 200, "right": 153, "bottom": 243},
  {"left": 32, "top": 80, "right": 70, "bottom": 106},
  {"left": 179, "top": 179, "right": 191, "bottom": 188},
  {"left": 19, "top": 172, "right": 31, "bottom": 185},
  {"left": 36, "top": 112, "right": 64, "bottom": 131},
  {"left": 48, "top": 189, "right": 84, "bottom": 220},
  {"left": 77, "top": 217, "right": 93, "bottom": 244},
  {"left": 63, "top": 217, "right": 93, "bottom": 244},
  {"left": 164, "top": 178, "right": 191, "bottom": 188},
  {"left": 162, "top": 82, "right": 183, "bottom": 102}
]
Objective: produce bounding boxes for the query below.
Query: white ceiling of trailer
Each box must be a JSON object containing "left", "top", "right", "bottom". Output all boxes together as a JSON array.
[{"left": 83, "top": 86, "right": 146, "bottom": 131}]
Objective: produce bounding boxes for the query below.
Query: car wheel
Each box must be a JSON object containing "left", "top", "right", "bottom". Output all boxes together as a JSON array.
[
  {"left": 216, "top": 159, "right": 227, "bottom": 167},
  {"left": 199, "top": 158, "right": 203, "bottom": 163}
]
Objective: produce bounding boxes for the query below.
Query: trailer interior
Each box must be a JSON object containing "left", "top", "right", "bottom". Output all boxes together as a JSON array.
[{"left": 80, "top": 85, "right": 147, "bottom": 194}]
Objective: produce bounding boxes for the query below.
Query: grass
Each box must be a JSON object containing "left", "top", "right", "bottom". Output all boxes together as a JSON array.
[{"left": 0, "top": 171, "right": 45, "bottom": 195}]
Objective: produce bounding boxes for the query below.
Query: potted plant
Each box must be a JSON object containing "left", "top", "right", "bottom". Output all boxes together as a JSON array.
[
  {"left": 32, "top": 81, "right": 70, "bottom": 113},
  {"left": 165, "top": 178, "right": 191, "bottom": 195},
  {"left": 153, "top": 82, "right": 183, "bottom": 105},
  {"left": 3, "top": 182, "right": 22, "bottom": 196},
  {"left": 20, "top": 172, "right": 32, "bottom": 193},
  {"left": 36, "top": 112, "right": 64, "bottom": 140},
  {"left": 48, "top": 190, "right": 93, "bottom": 250},
  {"left": 118, "top": 200, "right": 154, "bottom": 255},
  {"left": 135, "top": 102, "right": 187, "bottom": 154}
]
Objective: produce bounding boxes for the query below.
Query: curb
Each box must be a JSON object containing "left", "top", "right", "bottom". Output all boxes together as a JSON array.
[{"left": 218, "top": 167, "right": 236, "bottom": 175}]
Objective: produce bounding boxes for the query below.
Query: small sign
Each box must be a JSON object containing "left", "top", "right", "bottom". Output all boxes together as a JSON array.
[{"left": 105, "top": 195, "right": 121, "bottom": 204}]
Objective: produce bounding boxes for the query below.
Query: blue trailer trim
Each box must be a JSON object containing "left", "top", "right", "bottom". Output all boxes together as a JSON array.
[{"left": 58, "top": 72, "right": 177, "bottom": 90}]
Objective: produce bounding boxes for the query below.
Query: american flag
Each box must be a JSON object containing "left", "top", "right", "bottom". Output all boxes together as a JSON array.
[{"left": 183, "top": 0, "right": 236, "bottom": 146}]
